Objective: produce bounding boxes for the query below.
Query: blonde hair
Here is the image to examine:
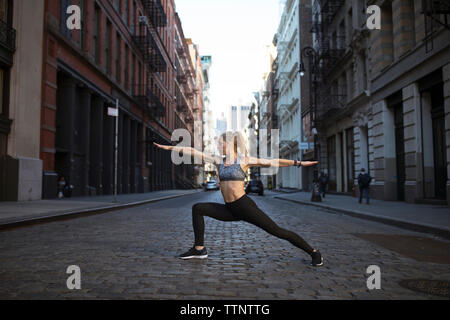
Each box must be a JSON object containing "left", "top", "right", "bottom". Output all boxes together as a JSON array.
[{"left": 218, "top": 131, "right": 248, "bottom": 158}]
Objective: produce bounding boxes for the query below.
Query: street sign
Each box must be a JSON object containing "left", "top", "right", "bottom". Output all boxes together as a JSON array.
[
  {"left": 309, "top": 142, "right": 315, "bottom": 149},
  {"left": 108, "top": 107, "right": 118, "bottom": 117},
  {"left": 299, "top": 142, "right": 309, "bottom": 150}
]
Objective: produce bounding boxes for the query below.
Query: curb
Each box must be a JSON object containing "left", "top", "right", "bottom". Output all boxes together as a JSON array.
[
  {"left": 0, "top": 190, "right": 201, "bottom": 231},
  {"left": 274, "top": 196, "right": 450, "bottom": 240}
]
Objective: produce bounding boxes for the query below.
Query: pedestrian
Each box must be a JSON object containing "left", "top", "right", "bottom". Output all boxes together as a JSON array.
[
  {"left": 57, "top": 176, "right": 66, "bottom": 199},
  {"left": 319, "top": 171, "right": 328, "bottom": 198},
  {"left": 357, "top": 168, "right": 372, "bottom": 204},
  {"left": 154, "top": 131, "right": 324, "bottom": 267}
]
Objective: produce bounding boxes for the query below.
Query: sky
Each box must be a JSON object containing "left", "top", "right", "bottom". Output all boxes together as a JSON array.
[{"left": 175, "top": 0, "right": 282, "bottom": 122}]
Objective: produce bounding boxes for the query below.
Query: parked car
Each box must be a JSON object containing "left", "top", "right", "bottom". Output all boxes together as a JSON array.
[
  {"left": 245, "top": 179, "right": 264, "bottom": 196},
  {"left": 204, "top": 180, "right": 219, "bottom": 191}
]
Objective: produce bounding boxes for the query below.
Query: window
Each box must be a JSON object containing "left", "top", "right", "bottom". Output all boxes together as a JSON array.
[
  {"left": 124, "top": 45, "right": 129, "bottom": 90},
  {"left": 381, "top": 2, "right": 394, "bottom": 64},
  {"left": 94, "top": 5, "right": 100, "bottom": 63},
  {"left": 0, "top": 0, "right": 9, "bottom": 22},
  {"left": 360, "top": 52, "right": 367, "bottom": 91},
  {"left": 138, "top": 61, "right": 142, "bottom": 95},
  {"left": 124, "top": 0, "right": 129, "bottom": 25},
  {"left": 347, "top": 8, "right": 353, "bottom": 43},
  {"left": 339, "top": 21, "right": 345, "bottom": 48},
  {"left": 116, "top": 33, "right": 121, "bottom": 83},
  {"left": 60, "top": 0, "right": 71, "bottom": 38},
  {"left": 131, "top": 1, "right": 136, "bottom": 33},
  {"left": 80, "top": 0, "right": 85, "bottom": 50},
  {"left": 106, "top": 21, "right": 111, "bottom": 74},
  {"left": 359, "top": 0, "right": 366, "bottom": 27}
]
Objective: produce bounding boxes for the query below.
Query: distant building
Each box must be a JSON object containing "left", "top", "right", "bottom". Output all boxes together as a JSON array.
[
  {"left": 274, "top": 0, "right": 307, "bottom": 189},
  {"left": 215, "top": 112, "right": 227, "bottom": 136},
  {"left": 201, "top": 55, "right": 215, "bottom": 180},
  {"left": 229, "top": 106, "right": 238, "bottom": 131},
  {"left": 174, "top": 13, "right": 200, "bottom": 189},
  {"left": 228, "top": 105, "right": 250, "bottom": 132},
  {"left": 186, "top": 38, "right": 205, "bottom": 186},
  {"left": 259, "top": 43, "right": 279, "bottom": 190}
]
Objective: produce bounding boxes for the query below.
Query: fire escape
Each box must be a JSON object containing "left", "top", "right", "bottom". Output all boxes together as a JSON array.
[
  {"left": 175, "top": 41, "right": 196, "bottom": 126},
  {"left": 421, "top": 0, "right": 450, "bottom": 52},
  {"left": 141, "top": 0, "right": 168, "bottom": 28},
  {"left": 133, "top": 19, "right": 166, "bottom": 73},
  {"left": 309, "top": 0, "right": 346, "bottom": 131},
  {"left": 132, "top": 2, "right": 167, "bottom": 118},
  {"left": 133, "top": 85, "right": 166, "bottom": 118}
]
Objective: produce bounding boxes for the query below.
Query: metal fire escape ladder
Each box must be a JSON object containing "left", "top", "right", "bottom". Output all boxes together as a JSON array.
[
  {"left": 307, "top": 0, "right": 345, "bottom": 130},
  {"left": 141, "top": 0, "right": 168, "bottom": 28},
  {"left": 133, "top": 20, "right": 167, "bottom": 73}
]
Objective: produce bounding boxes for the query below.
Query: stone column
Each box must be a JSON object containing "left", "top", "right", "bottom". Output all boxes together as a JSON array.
[
  {"left": 402, "top": 83, "right": 421, "bottom": 203},
  {"left": 117, "top": 113, "right": 123, "bottom": 194},
  {"left": 421, "top": 91, "right": 435, "bottom": 198},
  {"left": 122, "top": 115, "right": 130, "bottom": 194},
  {"left": 57, "top": 77, "right": 76, "bottom": 185},
  {"left": 89, "top": 95, "right": 104, "bottom": 194},
  {"left": 137, "top": 123, "right": 144, "bottom": 193},
  {"left": 102, "top": 106, "right": 114, "bottom": 195},
  {"left": 382, "top": 101, "right": 397, "bottom": 200},
  {"left": 79, "top": 87, "right": 92, "bottom": 196},
  {"left": 371, "top": 99, "right": 396, "bottom": 200},
  {"left": 130, "top": 120, "right": 137, "bottom": 193}
]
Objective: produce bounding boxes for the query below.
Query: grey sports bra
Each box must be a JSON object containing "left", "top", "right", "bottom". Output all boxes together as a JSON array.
[{"left": 217, "top": 157, "right": 246, "bottom": 181}]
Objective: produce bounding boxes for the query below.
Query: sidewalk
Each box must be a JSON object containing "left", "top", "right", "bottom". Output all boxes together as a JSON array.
[
  {"left": 0, "top": 189, "right": 201, "bottom": 229},
  {"left": 274, "top": 191, "right": 450, "bottom": 239}
]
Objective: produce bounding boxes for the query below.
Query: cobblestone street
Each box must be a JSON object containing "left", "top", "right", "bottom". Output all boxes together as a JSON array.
[{"left": 0, "top": 191, "right": 449, "bottom": 299}]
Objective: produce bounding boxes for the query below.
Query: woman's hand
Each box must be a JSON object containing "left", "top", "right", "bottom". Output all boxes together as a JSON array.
[
  {"left": 153, "top": 142, "right": 173, "bottom": 151},
  {"left": 299, "top": 161, "right": 318, "bottom": 167}
]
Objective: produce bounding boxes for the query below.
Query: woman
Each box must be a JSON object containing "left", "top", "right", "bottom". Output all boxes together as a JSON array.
[{"left": 154, "top": 131, "right": 323, "bottom": 266}]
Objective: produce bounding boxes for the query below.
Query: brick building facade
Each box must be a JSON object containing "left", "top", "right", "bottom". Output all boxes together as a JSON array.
[{"left": 39, "top": 0, "right": 201, "bottom": 199}]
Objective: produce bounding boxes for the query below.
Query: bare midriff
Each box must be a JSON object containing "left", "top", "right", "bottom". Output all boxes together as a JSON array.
[{"left": 219, "top": 180, "right": 246, "bottom": 203}]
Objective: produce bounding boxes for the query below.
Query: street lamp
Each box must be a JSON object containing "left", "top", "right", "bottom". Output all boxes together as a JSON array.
[
  {"left": 300, "top": 47, "right": 322, "bottom": 202},
  {"left": 299, "top": 62, "right": 305, "bottom": 77}
]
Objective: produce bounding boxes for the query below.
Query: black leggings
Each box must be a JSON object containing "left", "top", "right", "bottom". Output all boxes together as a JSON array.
[{"left": 192, "top": 195, "right": 315, "bottom": 256}]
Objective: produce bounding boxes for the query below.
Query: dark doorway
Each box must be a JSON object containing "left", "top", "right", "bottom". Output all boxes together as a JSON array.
[
  {"left": 346, "top": 127, "right": 355, "bottom": 193},
  {"left": 430, "top": 84, "right": 447, "bottom": 200},
  {"left": 419, "top": 69, "right": 447, "bottom": 201},
  {"left": 388, "top": 91, "right": 405, "bottom": 201},
  {"left": 327, "top": 135, "right": 336, "bottom": 191}
]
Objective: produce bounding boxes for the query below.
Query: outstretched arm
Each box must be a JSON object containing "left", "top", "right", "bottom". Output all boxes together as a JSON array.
[
  {"left": 153, "top": 142, "right": 220, "bottom": 164},
  {"left": 245, "top": 156, "right": 318, "bottom": 169}
]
